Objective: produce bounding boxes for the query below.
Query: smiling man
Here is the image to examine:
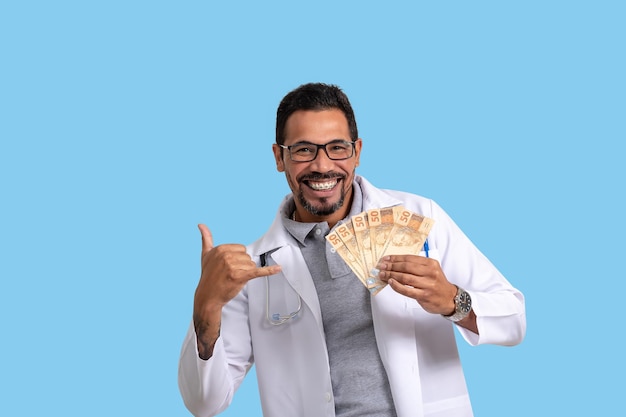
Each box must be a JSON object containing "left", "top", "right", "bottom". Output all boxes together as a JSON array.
[{"left": 178, "top": 83, "right": 526, "bottom": 417}]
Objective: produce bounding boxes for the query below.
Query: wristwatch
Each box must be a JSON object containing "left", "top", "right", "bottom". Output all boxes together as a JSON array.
[{"left": 443, "top": 285, "right": 472, "bottom": 322}]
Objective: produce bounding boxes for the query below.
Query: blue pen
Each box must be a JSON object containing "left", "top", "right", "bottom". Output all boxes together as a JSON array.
[{"left": 423, "top": 239, "right": 429, "bottom": 258}]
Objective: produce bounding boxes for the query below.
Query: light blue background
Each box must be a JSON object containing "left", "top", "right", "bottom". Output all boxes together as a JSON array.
[{"left": 1, "top": 1, "right": 624, "bottom": 415}]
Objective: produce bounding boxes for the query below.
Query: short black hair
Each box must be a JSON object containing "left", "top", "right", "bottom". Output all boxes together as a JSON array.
[{"left": 275, "top": 83, "right": 358, "bottom": 145}]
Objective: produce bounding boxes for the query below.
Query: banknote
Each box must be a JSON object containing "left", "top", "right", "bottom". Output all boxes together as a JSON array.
[
  {"left": 366, "top": 207, "right": 397, "bottom": 291},
  {"left": 326, "top": 228, "right": 368, "bottom": 286},
  {"left": 371, "top": 207, "right": 396, "bottom": 264},
  {"left": 379, "top": 208, "right": 433, "bottom": 258},
  {"left": 351, "top": 212, "right": 374, "bottom": 277},
  {"left": 335, "top": 221, "right": 367, "bottom": 277},
  {"left": 366, "top": 208, "right": 382, "bottom": 263}
]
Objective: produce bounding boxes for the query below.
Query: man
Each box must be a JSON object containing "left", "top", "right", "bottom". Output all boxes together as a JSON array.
[{"left": 178, "top": 83, "right": 526, "bottom": 417}]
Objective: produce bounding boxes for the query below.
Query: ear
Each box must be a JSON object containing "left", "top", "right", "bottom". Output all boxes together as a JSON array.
[
  {"left": 272, "top": 144, "right": 285, "bottom": 172},
  {"left": 353, "top": 138, "right": 363, "bottom": 167}
]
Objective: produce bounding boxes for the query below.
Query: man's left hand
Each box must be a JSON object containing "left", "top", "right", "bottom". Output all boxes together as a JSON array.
[{"left": 376, "top": 254, "right": 457, "bottom": 315}]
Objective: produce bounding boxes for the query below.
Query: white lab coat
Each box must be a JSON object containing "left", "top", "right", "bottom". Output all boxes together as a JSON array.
[{"left": 179, "top": 176, "right": 526, "bottom": 417}]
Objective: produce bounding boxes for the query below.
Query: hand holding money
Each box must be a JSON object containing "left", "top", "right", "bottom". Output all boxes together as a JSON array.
[
  {"left": 326, "top": 206, "right": 435, "bottom": 295},
  {"left": 375, "top": 254, "right": 457, "bottom": 315}
]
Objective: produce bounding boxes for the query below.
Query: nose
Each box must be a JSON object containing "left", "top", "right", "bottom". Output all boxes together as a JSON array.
[{"left": 309, "top": 145, "right": 334, "bottom": 171}]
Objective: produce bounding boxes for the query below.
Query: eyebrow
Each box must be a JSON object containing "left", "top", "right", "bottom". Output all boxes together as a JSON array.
[{"left": 290, "top": 139, "right": 350, "bottom": 145}]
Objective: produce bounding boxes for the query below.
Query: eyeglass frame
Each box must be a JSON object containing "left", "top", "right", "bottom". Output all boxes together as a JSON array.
[{"left": 278, "top": 139, "right": 357, "bottom": 162}]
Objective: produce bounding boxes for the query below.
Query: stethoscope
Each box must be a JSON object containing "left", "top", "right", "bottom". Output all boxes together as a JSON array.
[{"left": 261, "top": 253, "right": 302, "bottom": 326}]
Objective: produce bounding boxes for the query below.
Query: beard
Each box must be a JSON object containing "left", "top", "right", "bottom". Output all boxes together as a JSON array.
[
  {"left": 297, "top": 187, "right": 346, "bottom": 216},
  {"left": 294, "top": 171, "right": 349, "bottom": 216}
]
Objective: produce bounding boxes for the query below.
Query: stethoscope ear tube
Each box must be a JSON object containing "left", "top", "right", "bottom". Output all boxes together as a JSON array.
[{"left": 262, "top": 251, "right": 302, "bottom": 326}]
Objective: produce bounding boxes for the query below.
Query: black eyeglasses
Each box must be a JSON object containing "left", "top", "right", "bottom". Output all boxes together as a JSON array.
[{"left": 279, "top": 140, "right": 356, "bottom": 162}]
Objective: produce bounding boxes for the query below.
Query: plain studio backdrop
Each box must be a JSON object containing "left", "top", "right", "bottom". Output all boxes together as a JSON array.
[{"left": 1, "top": 1, "right": 624, "bottom": 415}]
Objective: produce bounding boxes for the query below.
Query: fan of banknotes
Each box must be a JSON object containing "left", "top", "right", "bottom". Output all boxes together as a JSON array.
[{"left": 326, "top": 206, "right": 434, "bottom": 295}]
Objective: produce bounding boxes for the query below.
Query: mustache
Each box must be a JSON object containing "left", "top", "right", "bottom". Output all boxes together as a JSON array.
[{"left": 297, "top": 172, "right": 345, "bottom": 183}]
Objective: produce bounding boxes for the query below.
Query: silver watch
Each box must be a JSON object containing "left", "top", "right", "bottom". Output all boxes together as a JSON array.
[{"left": 443, "top": 285, "right": 472, "bottom": 322}]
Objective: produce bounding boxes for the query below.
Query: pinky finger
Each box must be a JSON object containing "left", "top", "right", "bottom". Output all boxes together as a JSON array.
[
  {"left": 254, "top": 265, "right": 282, "bottom": 279},
  {"left": 388, "top": 279, "right": 415, "bottom": 298}
]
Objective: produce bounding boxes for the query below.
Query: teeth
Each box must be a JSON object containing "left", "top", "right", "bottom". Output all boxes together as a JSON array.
[{"left": 309, "top": 180, "right": 337, "bottom": 190}]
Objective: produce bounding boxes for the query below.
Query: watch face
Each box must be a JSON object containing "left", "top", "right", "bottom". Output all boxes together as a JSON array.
[{"left": 458, "top": 291, "right": 471, "bottom": 313}]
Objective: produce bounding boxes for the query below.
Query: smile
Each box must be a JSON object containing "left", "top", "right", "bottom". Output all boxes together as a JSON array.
[{"left": 306, "top": 179, "right": 339, "bottom": 191}]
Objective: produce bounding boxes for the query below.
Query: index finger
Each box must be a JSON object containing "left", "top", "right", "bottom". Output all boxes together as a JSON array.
[
  {"left": 377, "top": 254, "right": 433, "bottom": 275},
  {"left": 381, "top": 254, "right": 427, "bottom": 264}
]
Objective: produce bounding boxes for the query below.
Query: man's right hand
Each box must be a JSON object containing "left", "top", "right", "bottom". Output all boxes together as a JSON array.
[{"left": 192, "top": 224, "right": 281, "bottom": 360}]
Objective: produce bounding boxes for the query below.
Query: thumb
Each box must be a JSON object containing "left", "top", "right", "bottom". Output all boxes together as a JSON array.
[{"left": 198, "top": 224, "right": 214, "bottom": 253}]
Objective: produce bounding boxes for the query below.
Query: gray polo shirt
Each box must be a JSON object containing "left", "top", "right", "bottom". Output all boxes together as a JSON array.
[{"left": 282, "top": 182, "right": 397, "bottom": 417}]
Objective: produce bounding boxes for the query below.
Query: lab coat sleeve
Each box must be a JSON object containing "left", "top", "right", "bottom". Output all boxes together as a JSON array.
[
  {"left": 178, "top": 326, "right": 233, "bottom": 417},
  {"left": 429, "top": 199, "right": 526, "bottom": 347},
  {"left": 178, "top": 287, "right": 254, "bottom": 417}
]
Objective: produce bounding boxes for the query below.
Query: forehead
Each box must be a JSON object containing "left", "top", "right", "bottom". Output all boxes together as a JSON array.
[{"left": 284, "top": 109, "right": 350, "bottom": 144}]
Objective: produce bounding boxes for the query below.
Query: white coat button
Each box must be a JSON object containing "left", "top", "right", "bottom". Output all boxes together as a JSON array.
[
  {"left": 315, "top": 228, "right": 322, "bottom": 236},
  {"left": 330, "top": 248, "right": 336, "bottom": 253},
  {"left": 325, "top": 392, "right": 332, "bottom": 402}
]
